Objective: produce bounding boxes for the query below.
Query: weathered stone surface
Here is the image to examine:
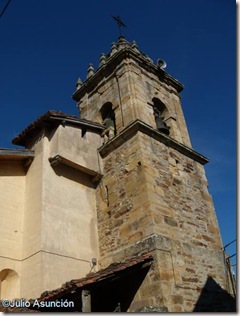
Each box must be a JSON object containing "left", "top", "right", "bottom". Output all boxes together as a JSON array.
[
  {"left": 136, "top": 305, "right": 168, "bottom": 312},
  {"left": 95, "top": 125, "right": 230, "bottom": 311}
]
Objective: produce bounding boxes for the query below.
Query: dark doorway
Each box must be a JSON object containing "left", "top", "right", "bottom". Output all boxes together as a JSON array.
[{"left": 90, "top": 263, "right": 151, "bottom": 312}]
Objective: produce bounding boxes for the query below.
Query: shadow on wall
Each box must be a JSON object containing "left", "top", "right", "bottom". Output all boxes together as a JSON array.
[
  {"left": 193, "top": 276, "right": 236, "bottom": 312},
  {"left": 52, "top": 164, "right": 96, "bottom": 188}
]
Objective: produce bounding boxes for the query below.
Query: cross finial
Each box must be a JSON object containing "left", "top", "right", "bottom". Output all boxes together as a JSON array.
[{"left": 111, "top": 15, "right": 127, "bottom": 36}]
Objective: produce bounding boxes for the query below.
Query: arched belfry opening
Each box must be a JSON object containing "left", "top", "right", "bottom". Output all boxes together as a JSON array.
[
  {"left": 152, "top": 98, "right": 170, "bottom": 135},
  {"left": 100, "top": 102, "right": 116, "bottom": 144}
]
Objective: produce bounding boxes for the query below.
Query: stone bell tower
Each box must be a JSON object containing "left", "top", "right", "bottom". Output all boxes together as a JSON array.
[{"left": 72, "top": 37, "right": 233, "bottom": 312}]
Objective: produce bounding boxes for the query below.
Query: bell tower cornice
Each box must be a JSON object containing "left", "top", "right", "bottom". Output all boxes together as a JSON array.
[{"left": 72, "top": 37, "right": 184, "bottom": 102}]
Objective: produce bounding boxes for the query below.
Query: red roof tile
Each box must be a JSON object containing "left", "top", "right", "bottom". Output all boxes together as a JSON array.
[
  {"left": 12, "top": 110, "right": 104, "bottom": 147},
  {"left": 38, "top": 252, "right": 153, "bottom": 302}
]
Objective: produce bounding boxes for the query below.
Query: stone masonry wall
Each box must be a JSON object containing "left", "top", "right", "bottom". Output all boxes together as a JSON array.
[
  {"left": 138, "top": 132, "right": 227, "bottom": 311},
  {"left": 96, "top": 131, "right": 228, "bottom": 312},
  {"left": 96, "top": 133, "right": 154, "bottom": 267}
]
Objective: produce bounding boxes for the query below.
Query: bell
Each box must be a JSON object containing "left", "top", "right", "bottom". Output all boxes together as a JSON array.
[
  {"left": 155, "top": 117, "right": 170, "bottom": 135},
  {"left": 103, "top": 117, "right": 115, "bottom": 129}
]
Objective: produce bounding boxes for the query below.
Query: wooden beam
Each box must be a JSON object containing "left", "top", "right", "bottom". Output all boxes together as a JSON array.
[{"left": 81, "top": 290, "right": 91, "bottom": 312}]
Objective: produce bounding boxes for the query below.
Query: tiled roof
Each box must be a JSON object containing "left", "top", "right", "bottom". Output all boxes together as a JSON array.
[
  {"left": 0, "top": 254, "right": 153, "bottom": 313},
  {"left": 12, "top": 110, "right": 104, "bottom": 147},
  {"left": 38, "top": 252, "right": 153, "bottom": 302}
]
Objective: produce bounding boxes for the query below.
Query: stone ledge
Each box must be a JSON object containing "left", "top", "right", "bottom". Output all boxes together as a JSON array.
[
  {"left": 98, "top": 120, "right": 209, "bottom": 165},
  {"left": 49, "top": 155, "right": 103, "bottom": 183},
  {"left": 100, "top": 233, "right": 172, "bottom": 267},
  {"left": 0, "top": 148, "right": 34, "bottom": 159},
  {"left": 0, "top": 148, "right": 34, "bottom": 171}
]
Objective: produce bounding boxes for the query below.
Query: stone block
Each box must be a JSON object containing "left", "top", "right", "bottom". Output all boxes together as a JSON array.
[
  {"left": 151, "top": 204, "right": 174, "bottom": 217},
  {"left": 108, "top": 192, "right": 118, "bottom": 206},
  {"left": 164, "top": 216, "right": 178, "bottom": 227},
  {"left": 172, "top": 295, "right": 183, "bottom": 304},
  {"left": 153, "top": 213, "right": 164, "bottom": 225},
  {"left": 125, "top": 179, "right": 138, "bottom": 192},
  {"left": 132, "top": 192, "right": 149, "bottom": 207},
  {"left": 128, "top": 231, "right": 143, "bottom": 244},
  {"left": 182, "top": 276, "right": 199, "bottom": 283},
  {"left": 104, "top": 175, "right": 116, "bottom": 187},
  {"left": 172, "top": 305, "right": 183, "bottom": 312},
  {"left": 201, "top": 234, "right": 215, "bottom": 243},
  {"left": 99, "top": 200, "right": 109, "bottom": 213},
  {"left": 141, "top": 282, "right": 162, "bottom": 299},
  {"left": 160, "top": 270, "right": 174, "bottom": 281}
]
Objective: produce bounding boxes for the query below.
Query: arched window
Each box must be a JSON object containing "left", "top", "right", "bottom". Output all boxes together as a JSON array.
[
  {"left": 0, "top": 269, "right": 20, "bottom": 299},
  {"left": 100, "top": 102, "right": 116, "bottom": 144},
  {"left": 152, "top": 98, "right": 170, "bottom": 135},
  {"left": 100, "top": 103, "right": 116, "bottom": 133}
]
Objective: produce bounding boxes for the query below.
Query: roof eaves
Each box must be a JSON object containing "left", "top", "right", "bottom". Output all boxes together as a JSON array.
[
  {"left": 12, "top": 111, "right": 104, "bottom": 146},
  {"left": 48, "top": 115, "right": 105, "bottom": 130},
  {"left": 0, "top": 148, "right": 34, "bottom": 159},
  {"left": 38, "top": 253, "right": 153, "bottom": 302}
]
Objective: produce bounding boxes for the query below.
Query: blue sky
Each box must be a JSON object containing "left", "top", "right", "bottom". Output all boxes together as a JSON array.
[{"left": 0, "top": 1, "right": 236, "bottom": 270}]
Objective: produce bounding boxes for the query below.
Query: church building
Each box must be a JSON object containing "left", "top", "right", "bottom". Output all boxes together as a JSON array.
[{"left": 0, "top": 36, "right": 235, "bottom": 312}]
